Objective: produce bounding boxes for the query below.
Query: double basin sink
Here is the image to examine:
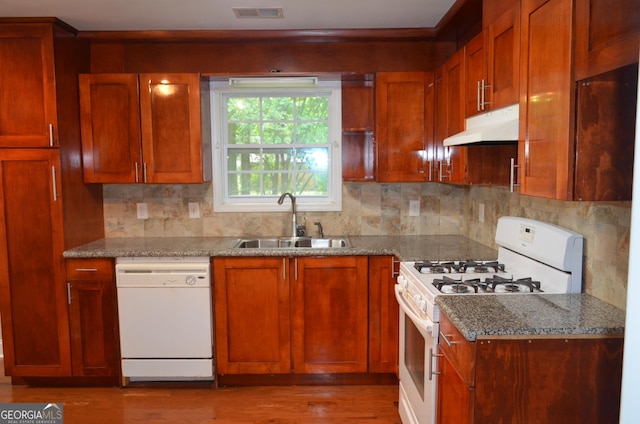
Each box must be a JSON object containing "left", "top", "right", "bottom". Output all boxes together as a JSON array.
[{"left": 234, "top": 236, "right": 351, "bottom": 249}]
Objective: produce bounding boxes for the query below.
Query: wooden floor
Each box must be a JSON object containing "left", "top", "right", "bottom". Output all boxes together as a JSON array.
[{"left": 0, "top": 367, "right": 401, "bottom": 423}]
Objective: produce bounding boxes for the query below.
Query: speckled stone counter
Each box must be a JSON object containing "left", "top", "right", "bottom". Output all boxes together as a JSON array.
[
  {"left": 436, "top": 294, "right": 626, "bottom": 341},
  {"left": 63, "top": 235, "right": 497, "bottom": 261}
]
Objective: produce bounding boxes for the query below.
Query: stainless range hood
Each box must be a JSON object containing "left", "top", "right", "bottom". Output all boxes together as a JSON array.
[{"left": 443, "top": 104, "right": 519, "bottom": 146}]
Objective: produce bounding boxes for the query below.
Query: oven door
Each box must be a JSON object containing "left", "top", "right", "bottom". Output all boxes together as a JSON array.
[{"left": 395, "top": 285, "right": 438, "bottom": 424}]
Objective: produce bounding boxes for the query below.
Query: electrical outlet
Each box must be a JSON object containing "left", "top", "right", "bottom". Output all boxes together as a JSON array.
[
  {"left": 409, "top": 200, "right": 420, "bottom": 217},
  {"left": 479, "top": 203, "right": 485, "bottom": 223},
  {"left": 188, "top": 202, "right": 200, "bottom": 219},
  {"left": 136, "top": 203, "right": 148, "bottom": 220}
]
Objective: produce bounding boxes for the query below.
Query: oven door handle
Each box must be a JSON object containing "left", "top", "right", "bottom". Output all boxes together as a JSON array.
[{"left": 394, "top": 285, "right": 434, "bottom": 337}]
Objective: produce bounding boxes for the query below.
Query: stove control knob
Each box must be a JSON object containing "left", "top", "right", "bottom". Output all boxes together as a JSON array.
[{"left": 398, "top": 275, "right": 408, "bottom": 289}]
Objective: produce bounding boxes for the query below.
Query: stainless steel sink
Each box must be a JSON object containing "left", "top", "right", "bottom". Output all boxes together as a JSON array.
[{"left": 234, "top": 237, "right": 351, "bottom": 249}]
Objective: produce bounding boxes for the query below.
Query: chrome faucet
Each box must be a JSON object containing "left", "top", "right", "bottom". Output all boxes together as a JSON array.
[{"left": 277, "top": 192, "right": 298, "bottom": 238}]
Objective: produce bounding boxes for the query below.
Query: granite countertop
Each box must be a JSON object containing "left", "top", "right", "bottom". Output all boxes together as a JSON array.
[
  {"left": 436, "top": 294, "right": 626, "bottom": 341},
  {"left": 62, "top": 235, "right": 498, "bottom": 261}
]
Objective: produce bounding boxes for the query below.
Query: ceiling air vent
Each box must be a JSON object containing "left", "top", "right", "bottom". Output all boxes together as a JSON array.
[{"left": 233, "top": 7, "right": 284, "bottom": 19}]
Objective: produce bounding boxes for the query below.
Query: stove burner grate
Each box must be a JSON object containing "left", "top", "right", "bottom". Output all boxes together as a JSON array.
[
  {"left": 433, "top": 276, "right": 483, "bottom": 293},
  {"left": 486, "top": 275, "right": 542, "bottom": 293}
]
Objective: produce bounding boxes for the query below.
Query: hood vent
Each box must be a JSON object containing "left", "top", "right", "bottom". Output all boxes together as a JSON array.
[
  {"left": 443, "top": 104, "right": 519, "bottom": 146},
  {"left": 233, "top": 7, "right": 284, "bottom": 19}
]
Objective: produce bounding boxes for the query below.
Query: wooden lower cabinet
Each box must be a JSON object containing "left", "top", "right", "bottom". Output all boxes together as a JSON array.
[
  {"left": 65, "top": 258, "right": 119, "bottom": 377},
  {"left": 292, "top": 256, "right": 368, "bottom": 374},
  {"left": 213, "top": 257, "right": 292, "bottom": 374},
  {"left": 368, "top": 256, "right": 399, "bottom": 374},
  {"left": 213, "top": 255, "right": 394, "bottom": 380},
  {"left": 0, "top": 150, "right": 70, "bottom": 377},
  {"left": 437, "top": 313, "right": 624, "bottom": 424}
]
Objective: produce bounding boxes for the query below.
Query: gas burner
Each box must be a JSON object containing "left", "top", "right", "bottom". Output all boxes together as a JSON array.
[
  {"left": 433, "top": 276, "right": 482, "bottom": 294},
  {"left": 486, "top": 275, "right": 542, "bottom": 293},
  {"left": 414, "top": 261, "right": 461, "bottom": 274},
  {"left": 458, "top": 260, "right": 506, "bottom": 274}
]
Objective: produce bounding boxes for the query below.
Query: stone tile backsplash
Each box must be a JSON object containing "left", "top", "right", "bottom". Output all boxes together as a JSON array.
[{"left": 103, "top": 182, "right": 631, "bottom": 309}]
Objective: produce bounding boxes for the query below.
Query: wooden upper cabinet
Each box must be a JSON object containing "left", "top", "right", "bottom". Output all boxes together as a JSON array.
[
  {"left": 484, "top": 0, "right": 521, "bottom": 110},
  {"left": 376, "top": 72, "right": 433, "bottom": 182},
  {"left": 341, "top": 75, "right": 375, "bottom": 181},
  {"left": 79, "top": 73, "right": 212, "bottom": 184},
  {"left": 442, "top": 51, "right": 468, "bottom": 184},
  {"left": 0, "top": 24, "right": 58, "bottom": 148},
  {"left": 464, "top": 33, "right": 487, "bottom": 117},
  {"left": 574, "top": 0, "right": 640, "bottom": 80},
  {"left": 519, "top": 0, "right": 575, "bottom": 199},
  {"left": 79, "top": 73, "right": 142, "bottom": 183},
  {"left": 139, "top": 73, "right": 211, "bottom": 184}
]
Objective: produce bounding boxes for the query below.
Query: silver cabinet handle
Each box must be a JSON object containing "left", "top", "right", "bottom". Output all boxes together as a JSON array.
[
  {"left": 143, "top": 162, "right": 148, "bottom": 183},
  {"left": 67, "top": 283, "right": 72, "bottom": 304},
  {"left": 477, "top": 80, "right": 481, "bottom": 111},
  {"left": 51, "top": 166, "right": 58, "bottom": 201},
  {"left": 282, "top": 258, "right": 286, "bottom": 280},
  {"left": 49, "top": 124, "right": 55, "bottom": 147},
  {"left": 440, "top": 332, "right": 459, "bottom": 347},
  {"left": 74, "top": 268, "right": 98, "bottom": 272},
  {"left": 510, "top": 158, "right": 521, "bottom": 193},
  {"left": 135, "top": 162, "right": 140, "bottom": 183}
]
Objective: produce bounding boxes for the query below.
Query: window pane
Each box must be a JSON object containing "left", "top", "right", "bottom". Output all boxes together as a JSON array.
[
  {"left": 296, "top": 122, "right": 329, "bottom": 144},
  {"left": 228, "top": 172, "right": 261, "bottom": 196},
  {"left": 263, "top": 172, "right": 293, "bottom": 195},
  {"left": 295, "top": 172, "right": 328, "bottom": 196},
  {"left": 228, "top": 148, "right": 262, "bottom": 171},
  {"left": 296, "top": 97, "right": 329, "bottom": 120},
  {"left": 227, "top": 97, "right": 260, "bottom": 121},
  {"left": 263, "top": 122, "right": 294, "bottom": 144},
  {"left": 228, "top": 122, "right": 260, "bottom": 145},
  {"left": 263, "top": 148, "right": 294, "bottom": 171},
  {"left": 263, "top": 97, "right": 294, "bottom": 120},
  {"left": 297, "top": 147, "right": 329, "bottom": 172}
]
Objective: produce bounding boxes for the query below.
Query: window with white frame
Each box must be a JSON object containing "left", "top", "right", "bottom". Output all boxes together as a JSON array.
[{"left": 210, "top": 77, "right": 342, "bottom": 212}]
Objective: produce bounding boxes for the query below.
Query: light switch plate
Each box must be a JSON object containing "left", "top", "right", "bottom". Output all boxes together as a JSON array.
[
  {"left": 409, "top": 200, "right": 420, "bottom": 217},
  {"left": 188, "top": 202, "right": 200, "bottom": 219},
  {"left": 136, "top": 203, "right": 148, "bottom": 219}
]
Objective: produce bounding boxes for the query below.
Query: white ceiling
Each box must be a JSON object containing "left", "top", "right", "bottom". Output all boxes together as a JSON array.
[{"left": 0, "top": 0, "right": 458, "bottom": 32}]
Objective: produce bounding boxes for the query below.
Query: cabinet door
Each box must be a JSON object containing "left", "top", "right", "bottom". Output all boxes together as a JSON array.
[
  {"left": 213, "top": 257, "right": 291, "bottom": 374},
  {"left": 0, "top": 24, "right": 58, "bottom": 148},
  {"left": 376, "top": 72, "right": 430, "bottom": 182},
  {"left": 342, "top": 75, "right": 375, "bottom": 181},
  {"left": 485, "top": 0, "right": 521, "bottom": 110},
  {"left": 66, "top": 259, "right": 119, "bottom": 377},
  {"left": 464, "top": 33, "right": 488, "bottom": 117},
  {"left": 292, "top": 256, "right": 368, "bottom": 373},
  {"left": 437, "top": 354, "right": 473, "bottom": 424},
  {"left": 574, "top": 0, "right": 640, "bottom": 80},
  {"left": 442, "top": 52, "right": 468, "bottom": 184},
  {"left": 368, "top": 256, "right": 398, "bottom": 374},
  {"left": 0, "top": 149, "right": 71, "bottom": 376},
  {"left": 519, "top": 0, "right": 574, "bottom": 199},
  {"left": 79, "top": 73, "right": 142, "bottom": 183},
  {"left": 139, "top": 73, "right": 208, "bottom": 184}
]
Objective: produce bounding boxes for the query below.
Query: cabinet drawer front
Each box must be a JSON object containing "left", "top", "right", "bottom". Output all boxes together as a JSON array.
[
  {"left": 66, "top": 259, "right": 114, "bottom": 281},
  {"left": 439, "top": 313, "right": 475, "bottom": 386}
]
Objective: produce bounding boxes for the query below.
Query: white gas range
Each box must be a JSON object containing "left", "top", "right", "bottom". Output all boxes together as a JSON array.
[{"left": 395, "top": 216, "right": 584, "bottom": 424}]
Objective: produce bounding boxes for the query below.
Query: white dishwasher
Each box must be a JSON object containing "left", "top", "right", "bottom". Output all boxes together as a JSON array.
[{"left": 115, "top": 257, "right": 213, "bottom": 382}]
